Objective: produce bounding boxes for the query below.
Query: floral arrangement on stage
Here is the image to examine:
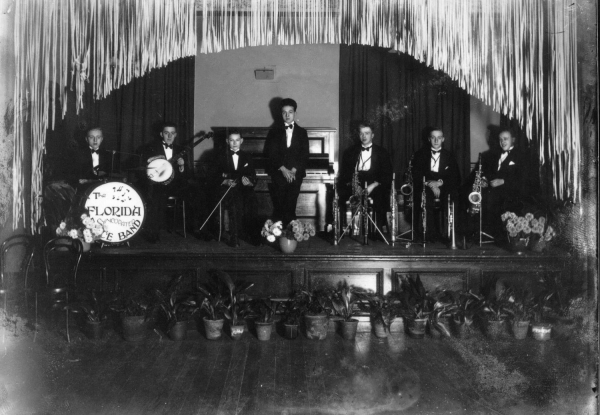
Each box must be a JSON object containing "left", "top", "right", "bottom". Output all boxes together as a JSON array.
[
  {"left": 501, "top": 212, "right": 557, "bottom": 252},
  {"left": 56, "top": 212, "right": 105, "bottom": 244},
  {"left": 261, "top": 220, "right": 316, "bottom": 243}
]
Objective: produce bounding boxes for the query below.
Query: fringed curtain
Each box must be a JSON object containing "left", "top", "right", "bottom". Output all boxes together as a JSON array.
[
  {"left": 198, "top": 0, "right": 580, "bottom": 203},
  {"left": 339, "top": 45, "right": 470, "bottom": 182},
  {"left": 13, "top": 0, "right": 196, "bottom": 230}
]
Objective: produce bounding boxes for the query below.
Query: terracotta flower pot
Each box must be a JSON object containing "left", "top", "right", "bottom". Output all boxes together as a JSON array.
[
  {"left": 168, "top": 320, "right": 188, "bottom": 341},
  {"left": 230, "top": 324, "right": 245, "bottom": 340},
  {"left": 487, "top": 320, "right": 508, "bottom": 339},
  {"left": 255, "top": 321, "right": 273, "bottom": 341},
  {"left": 284, "top": 323, "right": 299, "bottom": 340},
  {"left": 408, "top": 318, "right": 427, "bottom": 339},
  {"left": 340, "top": 319, "right": 359, "bottom": 340},
  {"left": 389, "top": 317, "right": 404, "bottom": 334},
  {"left": 279, "top": 237, "right": 298, "bottom": 254},
  {"left": 304, "top": 314, "right": 328, "bottom": 340},
  {"left": 122, "top": 315, "right": 146, "bottom": 342},
  {"left": 203, "top": 317, "right": 224, "bottom": 340},
  {"left": 328, "top": 316, "right": 343, "bottom": 333},
  {"left": 552, "top": 318, "right": 576, "bottom": 340},
  {"left": 531, "top": 323, "right": 552, "bottom": 341},
  {"left": 512, "top": 320, "right": 530, "bottom": 340},
  {"left": 373, "top": 322, "right": 388, "bottom": 338}
]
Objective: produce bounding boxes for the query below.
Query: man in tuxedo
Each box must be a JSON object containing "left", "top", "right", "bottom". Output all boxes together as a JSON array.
[
  {"left": 264, "top": 98, "right": 310, "bottom": 224},
  {"left": 213, "top": 130, "right": 260, "bottom": 247},
  {"left": 142, "top": 122, "right": 190, "bottom": 243},
  {"left": 478, "top": 128, "right": 529, "bottom": 238},
  {"left": 338, "top": 122, "right": 393, "bottom": 236},
  {"left": 412, "top": 127, "right": 461, "bottom": 242},
  {"left": 74, "top": 127, "right": 111, "bottom": 192}
]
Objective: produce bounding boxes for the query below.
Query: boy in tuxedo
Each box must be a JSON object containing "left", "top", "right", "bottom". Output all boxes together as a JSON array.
[
  {"left": 214, "top": 130, "right": 260, "bottom": 247},
  {"left": 264, "top": 98, "right": 310, "bottom": 224},
  {"left": 74, "top": 127, "right": 110, "bottom": 191}
]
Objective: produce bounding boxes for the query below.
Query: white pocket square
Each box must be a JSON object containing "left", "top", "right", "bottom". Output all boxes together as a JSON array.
[
  {"left": 509, "top": 161, "right": 516, "bottom": 165},
  {"left": 445, "top": 166, "right": 449, "bottom": 170},
  {"left": 244, "top": 163, "right": 248, "bottom": 167}
]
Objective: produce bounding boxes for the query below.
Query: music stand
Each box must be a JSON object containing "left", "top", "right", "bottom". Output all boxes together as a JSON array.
[{"left": 337, "top": 183, "right": 389, "bottom": 246}]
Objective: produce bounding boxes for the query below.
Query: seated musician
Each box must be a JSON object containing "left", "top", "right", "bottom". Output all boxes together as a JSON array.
[
  {"left": 212, "top": 130, "right": 260, "bottom": 247},
  {"left": 337, "top": 121, "right": 392, "bottom": 238},
  {"left": 142, "top": 122, "right": 198, "bottom": 243},
  {"left": 412, "top": 127, "right": 461, "bottom": 243},
  {"left": 264, "top": 98, "right": 310, "bottom": 225},
  {"left": 74, "top": 127, "right": 111, "bottom": 192},
  {"left": 472, "top": 128, "right": 529, "bottom": 239}
]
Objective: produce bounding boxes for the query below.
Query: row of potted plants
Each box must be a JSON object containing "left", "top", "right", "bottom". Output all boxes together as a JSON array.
[{"left": 67, "top": 271, "right": 581, "bottom": 343}]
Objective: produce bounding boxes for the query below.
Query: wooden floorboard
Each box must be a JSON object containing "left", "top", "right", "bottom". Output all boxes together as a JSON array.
[
  {"left": 235, "top": 341, "right": 263, "bottom": 414},
  {"left": 194, "top": 339, "right": 234, "bottom": 414},
  {"left": 216, "top": 340, "right": 249, "bottom": 414}
]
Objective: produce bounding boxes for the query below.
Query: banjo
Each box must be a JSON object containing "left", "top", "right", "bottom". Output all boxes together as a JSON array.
[{"left": 146, "top": 132, "right": 213, "bottom": 185}]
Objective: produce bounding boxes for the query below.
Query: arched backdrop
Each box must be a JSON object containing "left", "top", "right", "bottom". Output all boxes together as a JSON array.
[{"left": 12, "top": 0, "right": 580, "bottom": 231}]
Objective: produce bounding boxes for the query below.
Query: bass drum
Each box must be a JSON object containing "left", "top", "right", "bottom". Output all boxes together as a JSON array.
[{"left": 82, "top": 181, "right": 146, "bottom": 244}]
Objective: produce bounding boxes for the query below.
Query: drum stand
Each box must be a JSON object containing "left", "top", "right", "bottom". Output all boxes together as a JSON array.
[{"left": 338, "top": 198, "right": 389, "bottom": 246}]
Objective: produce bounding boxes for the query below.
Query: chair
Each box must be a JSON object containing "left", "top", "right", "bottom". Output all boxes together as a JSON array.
[
  {"left": 166, "top": 196, "right": 186, "bottom": 238},
  {"left": 0, "top": 234, "right": 35, "bottom": 314},
  {"left": 43, "top": 237, "right": 83, "bottom": 342}
]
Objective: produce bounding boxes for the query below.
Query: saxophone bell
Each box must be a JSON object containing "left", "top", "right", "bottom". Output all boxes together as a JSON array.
[
  {"left": 468, "top": 191, "right": 482, "bottom": 205},
  {"left": 399, "top": 183, "right": 412, "bottom": 196}
]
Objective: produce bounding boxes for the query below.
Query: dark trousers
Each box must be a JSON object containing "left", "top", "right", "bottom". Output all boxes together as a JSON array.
[
  {"left": 222, "top": 187, "right": 259, "bottom": 240},
  {"left": 271, "top": 174, "right": 303, "bottom": 224}
]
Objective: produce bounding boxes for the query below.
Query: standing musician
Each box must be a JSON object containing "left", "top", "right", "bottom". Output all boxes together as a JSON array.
[
  {"left": 471, "top": 128, "right": 529, "bottom": 239},
  {"left": 338, "top": 121, "right": 393, "bottom": 237},
  {"left": 213, "top": 130, "right": 260, "bottom": 247},
  {"left": 73, "top": 127, "right": 111, "bottom": 192},
  {"left": 412, "top": 127, "right": 461, "bottom": 243},
  {"left": 264, "top": 98, "right": 310, "bottom": 225},
  {"left": 142, "top": 122, "right": 196, "bottom": 243}
]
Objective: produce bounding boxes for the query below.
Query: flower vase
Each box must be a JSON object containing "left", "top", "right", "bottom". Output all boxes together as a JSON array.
[
  {"left": 80, "top": 240, "right": 92, "bottom": 252},
  {"left": 509, "top": 237, "right": 529, "bottom": 254},
  {"left": 530, "top": 238, "right": 547, "bottom": 253},
  {"left": 279, "top": 237, "right": 298, "bottom": 254}
]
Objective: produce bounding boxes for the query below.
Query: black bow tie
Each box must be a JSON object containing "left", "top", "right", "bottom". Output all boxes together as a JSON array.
[
  {"left": 229, "top": 150, "right": 239, "bottom": 155},
  {"left": 163, "top": 143, "right": 173, "bottom": 149},
  {"left": 431, "top": 150, "right": 441, "bottom": 154},
  {"left": 90, "top": 149, "right": 99, "bottom": 154},
  {"left": 502, "top": 150, "right": 510, "bottom": 155},
  {"left": 285, "top": 124, "right": 294, "bottom": 130},
  {"left": 362, "top": 146, "right": 372, "bottom": 152}
]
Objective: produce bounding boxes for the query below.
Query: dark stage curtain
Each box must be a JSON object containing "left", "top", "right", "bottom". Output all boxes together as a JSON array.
[
  {"left": 339, "top": 45, "right": 470, "bottom": 182},
  {"left": 44, "top": 57, "right": 195, "bottom": 185}
]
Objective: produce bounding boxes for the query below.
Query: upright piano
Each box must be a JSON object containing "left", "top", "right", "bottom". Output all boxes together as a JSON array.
[{"left": 210, "top": 127, "right": 336, "bottom": 230}]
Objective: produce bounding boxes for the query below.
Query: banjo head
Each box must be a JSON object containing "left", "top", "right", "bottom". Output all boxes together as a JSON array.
[{"left": 147, "top": 159, "right": 174, "bottom": 184}]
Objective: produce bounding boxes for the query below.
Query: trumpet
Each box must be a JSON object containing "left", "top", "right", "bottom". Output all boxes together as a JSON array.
[
  {"left": 468, "top": 153, "right": 483, "bottom": 215},
  {"left": 448, "top": 194, "right": 457, "bottom": 249},
  {"left": 400, "top": 155, "right": 414, "bottom": 211}
]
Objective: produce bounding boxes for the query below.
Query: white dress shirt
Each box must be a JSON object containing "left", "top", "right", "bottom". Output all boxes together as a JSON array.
[
  {"left": 163, "top": 143, "right": 173, "bottom": 160},
  {"left": 357, "top": 146, "right": 372, "bottom": 171},
  {"left": 498, "top": 146, "right": 514, "bottom": 170},
  {"left": 90, "top": 147, "right": 99, "bottom": 168},
  {"left": 232, "top": 152, "right": 239, "bottom": 170},
  {"left": 285, "top": 122, "right": 294, "bottom": 148},
  {"left": 430, "top": 150, "right": 441, "bottom": 172}
]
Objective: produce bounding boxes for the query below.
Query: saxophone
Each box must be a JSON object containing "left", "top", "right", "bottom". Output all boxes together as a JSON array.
[
  {"left": 421, "top": 176, "right": 427, "bottom": 246},
  {"left": 468, "top": 153, "right": 483, "bottom": 215},
  {"left": 332, "top": 179, "right": 340, "bottom": 245},
  {"left": 348, "top": 171, "right": 362, "bottom": 207},
  {"left": 400, "top": 155, "right": 414, "bottom": 213}
]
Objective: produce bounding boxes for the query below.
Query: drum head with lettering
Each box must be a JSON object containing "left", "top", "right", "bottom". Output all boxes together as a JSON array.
[{"left": 84, "top": 182, "right": 145, "bottom": 243}]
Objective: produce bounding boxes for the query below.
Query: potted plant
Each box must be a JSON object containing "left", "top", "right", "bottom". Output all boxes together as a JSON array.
[
  {"left": 505, "top": 287, "right": 534, "bottom": 340},
  {"left": 451, "top": 290, "right": 484, "bottom": 338},
  {"left": 111, "top": 289, "right": 154, "bottom": 342},
  {"left": 331, "top": 280, "right": 365, "bottom": 340},
  {"left": 281, "top": 292, "right": 305, "bottom": 339},
  {"left": 535, "top": 275, "right": 582, "bottom": 340},
  {"left": 197, "top": 275, "right": 228, "bottom": 340},
  {"left": 428, "top": 289, "right": 458, "bottom": 338},
  {"left": 261, "top": 219, "right": 316, "bottom": 254},
  {"left": 73, "top": 289, "right": 116, "bottom": 339},
  {"left": 155, "top": 275, "right": 199, "bottom": 341},
  {"left": 252, "top": 298, "right": 279, "bottom": 341},
  {"left": 214, "top": 270, "right": 254, "bottom": 340},
  {"left": 480, "top": 290, "right": 512, "bottom": 340},
  {"left": 302, "top": 289, "right": 330, "bottom": 340},
  {"left": 398, "top": 274, "right": 432, "bottom": 339},
  {"left": 360, "top": 292, "right": 397, "bottom": 338}
]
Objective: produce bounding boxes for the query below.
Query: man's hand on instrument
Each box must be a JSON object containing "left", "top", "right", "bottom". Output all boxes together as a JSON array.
[
  {"left": 79, "top": 179, "right": 90, "bottom": 184},
  {"left": 490, "top": 178, "right": 504, "bottom": 188},
  {"left": 177, "top": 157, "right": 184, "bottom": 172},
  {"left": 221, "top": 179, "right": 237, "bottom": 187},
  {"left": 241, "top": 176, "right": 253, "bottom": 187}
]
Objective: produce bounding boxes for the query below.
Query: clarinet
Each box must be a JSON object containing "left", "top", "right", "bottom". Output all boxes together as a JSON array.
[
  {"left": 390, "top": 173, "right": 397, "bottom": 246},
  {"left": 333, "top": 179, "right": 340, "bottom": 245},
  {"left": 448, "top": 194, "right": 457, "bottom": 249},
  {"left": 421, "top": 177, "right": 427, "bottom": 247},
  {"left": 363, "top": 181, "right": 369, "bottom": 245}
]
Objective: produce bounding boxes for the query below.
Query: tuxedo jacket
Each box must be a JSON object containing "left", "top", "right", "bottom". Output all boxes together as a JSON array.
[
  {"left": 338, "top": 143, "right": 393, "bottom": 190},
  {"left": 73, "top": 146, "right": 111, "bottom": 185},
  {"left": 213, "top": 149, "right": 257, "bottom": 189},
  {"left": 480, "top": 148, "right": 529, "bottom": 199},
  {"left": 412, "top": 147, "right": 461, "bottom": 197},
  {"left": 264, "top": 123, "right": 310, "bottom": 179}
]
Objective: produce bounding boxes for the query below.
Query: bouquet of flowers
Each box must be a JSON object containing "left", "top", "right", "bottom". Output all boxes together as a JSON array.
[
  {"left": 56, "top": 211, "right": 105, "bottom": 244},
  {"left": 501, "top": 211, "right": 556, "bottom": 244},
  {"left": 261, "top": 219, "right": 316, "bottom": 243}
]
